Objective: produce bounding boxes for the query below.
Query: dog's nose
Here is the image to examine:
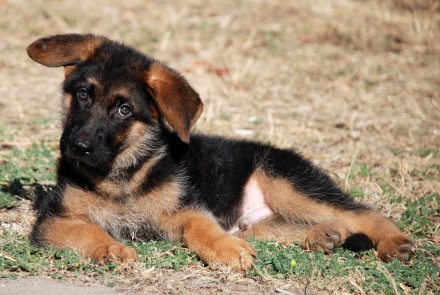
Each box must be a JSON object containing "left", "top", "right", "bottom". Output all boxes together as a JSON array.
[{"left": 71, "top": 140, "right": 93, "bottom": 156}]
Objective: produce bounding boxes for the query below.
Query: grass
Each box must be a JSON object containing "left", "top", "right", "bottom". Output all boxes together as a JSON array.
[{"left": 0, "top": 144, "right": 57, "bottom": 210}]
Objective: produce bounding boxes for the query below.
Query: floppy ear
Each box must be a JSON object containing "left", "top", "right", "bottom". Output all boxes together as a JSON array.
[
  {"left": 145, "top": 62, "right": 203, "bottom": 143},
  {"left": 27, "top": 34, "right": 104, "bottom": 67}
]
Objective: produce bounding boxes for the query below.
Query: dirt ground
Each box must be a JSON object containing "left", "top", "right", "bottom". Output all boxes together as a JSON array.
[
  {"left": 0, "top": 0, "right": 439, "bottom": 294},
  {"left": 0, "top": 275, "right": 120, "bottom": 295}
]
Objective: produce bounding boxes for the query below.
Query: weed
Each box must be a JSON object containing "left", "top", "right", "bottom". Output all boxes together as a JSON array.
[
  {"left": 348, "top": 163, "right": 373, "bottom": 180},
  {"left": 0, "top": 144, "right": 56, "bottom": 209},
  {"left": 0, "top": 144, "right": 56, "bottom": 185},
  {"left": 418, "top": 148, "right": 438, "bottom": 158},
  {"left": 400, "top": 194, "right": 439, "bottom": 238},
  {"left": 349, "top": 187, "right": 364, "bottom": 198},
  {"left": 133, "top": 241, "right": 200, "bottom": 271}
]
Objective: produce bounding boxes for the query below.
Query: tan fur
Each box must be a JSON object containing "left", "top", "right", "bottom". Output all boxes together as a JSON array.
[
  {"left": 62, "top": 94, "right": 73, "bottom": 111},
  {"left": 95, "top": 149, "right": 166, "bottom": 198},
  {"left": 240, "top": 169, "right": 412, "bottom": 259},
  {"left": 145, "top": 62, "right": 203, "bottom": 143},
  {"left": 64, "top": 65, "right": 77, "bottom": 78},
  {"left": 61, "top": 93, "right": 73, "bottom": 125},
  {"left": 61, "top": 178, "right": 182, "bottom": 241},
  {"left": 43, "top": 178, "right": 254, "bottom": 268},
  {"left": 160, "top": 209, "right": 256, "bottom": 269},
  {"left": 238, "top": 216, "right": 308, "bottom": 243},
  {"left": 112, "top": 121, "right": 163, "bottom": 170},
  {"left": 253, "top": 169, "right": 338, "bottom": 225},
  {"left": 40, "top": 217, "right": 138, "bottom": 262},
  {"left": 27, "top": 34, "right": 104, "bottom": 67}
]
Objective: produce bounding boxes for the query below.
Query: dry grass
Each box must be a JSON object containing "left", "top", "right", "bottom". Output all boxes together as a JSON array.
[{"left": 1, "top": 0, "right": 439, "bottom": 293}]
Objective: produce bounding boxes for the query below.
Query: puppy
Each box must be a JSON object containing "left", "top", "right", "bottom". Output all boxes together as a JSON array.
[{"left": 27, "top": 34, "right": 413, "bottom": 269}]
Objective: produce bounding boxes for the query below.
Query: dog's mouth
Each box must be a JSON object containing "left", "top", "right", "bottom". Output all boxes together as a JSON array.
[
  {"left": 65, "top": 148, "right": 97, "bottom": 168},
  {"left": 62, "top": 140, "right": 116, "bottom": 174}
]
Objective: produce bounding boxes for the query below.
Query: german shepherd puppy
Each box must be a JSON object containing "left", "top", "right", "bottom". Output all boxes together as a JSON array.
[{"left": 27, "top": 34, "right": 413, "bottom": 269}]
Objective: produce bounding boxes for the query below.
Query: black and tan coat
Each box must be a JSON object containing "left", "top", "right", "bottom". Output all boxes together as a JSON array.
[{"left": 27, "top": 34, "right": 413, "bottom": 269}]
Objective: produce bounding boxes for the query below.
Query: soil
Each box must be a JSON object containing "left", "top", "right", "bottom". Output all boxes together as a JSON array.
[{"left": 0, "top": 276, "right": 120, "bottom": 295}]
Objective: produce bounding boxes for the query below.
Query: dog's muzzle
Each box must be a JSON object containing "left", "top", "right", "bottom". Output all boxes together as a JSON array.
[{"left": 69, "top": 139, "right": 93, "bottom": 157}]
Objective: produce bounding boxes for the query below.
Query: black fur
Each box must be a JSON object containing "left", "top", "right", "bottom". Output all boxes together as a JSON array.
[
  {"left": 171, "top": 134, "right": 369, "bottom": 229},
  {"left": 343, "top": 233, "right": 374, "bottom": 252},
  {"left": 31, "top": 184, "right": 64, "bottom": 246}
]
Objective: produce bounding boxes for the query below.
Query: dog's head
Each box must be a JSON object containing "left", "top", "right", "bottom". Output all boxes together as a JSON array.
[{"left": 27, "top": 34, "right": 203, "bottom": 174}]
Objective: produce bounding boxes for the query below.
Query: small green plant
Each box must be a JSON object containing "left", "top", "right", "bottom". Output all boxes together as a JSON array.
[
  {"left": 400, "top": 194, "right": 439, "bottom": 238},
  {"left": 348, "top": 163, "right": 373, "bottom": 180},
  {"left": 0, "top": 192, "right": 20, "bottom": 209},
  {"left": 0, "top": 144, "right": 57, "bottom": 185},
  {"left": 349, "top": 186, "right": 364, "bottom": 198},
  {"left": 0, "top": 144, "right": 57, "bottom": 209},
  {"left": 133, "top": 241, "right": 200, "bottom": 270},
  {"left": 418, "top": 148, "right": 437, "bottom": 158}
]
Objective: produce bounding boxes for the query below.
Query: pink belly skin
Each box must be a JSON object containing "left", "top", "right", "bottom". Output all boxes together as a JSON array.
[{"left": 228, "top": 177, "right": 273, "bottom": 234}]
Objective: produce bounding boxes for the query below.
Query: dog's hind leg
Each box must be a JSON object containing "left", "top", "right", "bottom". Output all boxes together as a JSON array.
[
  {"left": 244, "top": 169, "right": 413, "bottom": 262},
  {"left": 238, "top": 217, "right": 350, "bottom": 253}
]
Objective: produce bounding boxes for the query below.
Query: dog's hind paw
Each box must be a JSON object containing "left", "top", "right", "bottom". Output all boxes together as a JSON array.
[
  {"left": 376, "top": 234, "right": 413, "bottom": 263},
  {"left": 304, "top": 222, "right": 349, "bottom": 253}
]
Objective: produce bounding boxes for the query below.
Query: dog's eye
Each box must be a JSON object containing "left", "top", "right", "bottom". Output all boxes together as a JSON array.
[
  {"left": 77, "top": 88, "right": 89, "bottom": 101},
  {"left": 118, "top": 104, "right": 132, "bottom": 117}
]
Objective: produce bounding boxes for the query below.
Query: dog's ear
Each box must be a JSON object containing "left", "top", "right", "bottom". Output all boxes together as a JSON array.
[
  {"left": 27, "top": 34, "right": 104, "bottom": 67},
  {"left": 145, "top": 62, "right": 203, "bottom": 143}
]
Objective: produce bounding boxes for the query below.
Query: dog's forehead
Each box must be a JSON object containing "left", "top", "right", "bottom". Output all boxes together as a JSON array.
[
  {"left": 75, "top": 44, "right": 149, "bottom": 97},
  {"left": 97, "top": 41, "right": 149, "bottom": 73},
  {"left": 85, "top": 76, "right": 139, "bottom": 98}
]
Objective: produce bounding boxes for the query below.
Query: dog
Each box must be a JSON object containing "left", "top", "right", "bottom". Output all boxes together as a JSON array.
[{"left": 27, "top": 34, "right": 413, "bottom": 269}]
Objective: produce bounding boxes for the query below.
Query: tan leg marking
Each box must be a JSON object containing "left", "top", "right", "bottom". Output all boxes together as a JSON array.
[
  {"left": 238, "top": 216, "right": 308, "bottom": 243},
  {"left": 41, "top": 217, "right": 137, "bottom": 262},
  {"left": 247, "top": 169, "right": 413, "bottom": 261},
  {"left": 253, "top": 169, "right": 339, "bottom": 225},
  {"left": 342, "top": 211, "right": 413, "bottom": 262},
  {"left": 161, "top": 209, "right": 256, "bottom": 270}
]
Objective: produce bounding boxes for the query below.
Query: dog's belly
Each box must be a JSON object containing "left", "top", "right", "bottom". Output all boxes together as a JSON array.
[{"left": 228, "top": 177, "right": 273, "bottom": 234}]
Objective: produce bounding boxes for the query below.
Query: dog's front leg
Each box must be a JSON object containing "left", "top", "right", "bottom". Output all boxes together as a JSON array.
[
  {"left": 34, "top": 217, "right": 138, "bottom": 262},
  {"left": 161, "top": 209, "right": 256, "bottom": 269}
]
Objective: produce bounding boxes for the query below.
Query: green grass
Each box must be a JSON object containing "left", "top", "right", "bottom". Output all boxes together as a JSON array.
[
  {"left": 347, "top": 163, "right": 373, "bottom": 180},
  {"left": 0, "top": 143, "right": 57, "bottom": 209},
  {"left": 0, "top": 144, "right": 56, "bottom": 184}
]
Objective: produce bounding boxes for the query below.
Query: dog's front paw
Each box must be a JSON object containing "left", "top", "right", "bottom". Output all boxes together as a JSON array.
[
  {"left": 204, "top": 235, "right": 256, "bottom": 270},
  {"left": 88, "top": 243, "right": 138, "bottom": 263},
  {"left": 376, "top": 234, "right": 413, "bottom": 263}
]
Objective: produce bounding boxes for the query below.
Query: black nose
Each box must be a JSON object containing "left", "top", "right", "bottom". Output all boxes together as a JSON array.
[{"left": 71, "top": 139, "right": 93, "bottom": 156}]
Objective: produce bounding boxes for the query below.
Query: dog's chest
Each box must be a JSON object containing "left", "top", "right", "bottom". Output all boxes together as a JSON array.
[
  {"left": 63, "top": 182, "right": 181, "bottom": 241},
  {"left": 87, "top": 197, "right": 161, "bottom": 241}
]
